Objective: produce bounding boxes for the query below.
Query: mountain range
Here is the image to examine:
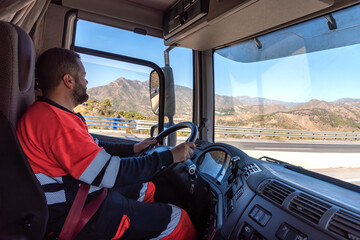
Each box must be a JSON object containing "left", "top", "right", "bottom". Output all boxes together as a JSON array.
[
  {"left": 88, "top": 77, "right": 150, "bottom": 113},
  {"left": 87, "top": 77, "right": 360, "bottom": 131}
]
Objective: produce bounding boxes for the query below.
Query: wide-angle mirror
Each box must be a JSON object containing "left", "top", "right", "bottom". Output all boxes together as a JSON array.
[
  {"left": 150, "top": 70, "right": 160, "bottom": 115},
  {"left": 149, "top": 68, "right": 176, "bottom": 117}
]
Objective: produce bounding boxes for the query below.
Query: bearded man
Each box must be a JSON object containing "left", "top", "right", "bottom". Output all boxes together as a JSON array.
[{"left": 17, "top": 48, "right": 196, "bottom": 240}]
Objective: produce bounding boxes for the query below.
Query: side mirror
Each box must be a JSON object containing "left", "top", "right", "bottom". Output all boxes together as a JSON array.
[
  {"left": 150, "top": 71, "right": 160, "bottom": 115},
  {"left": 149, "top": 67, "right": 175, "bottom": 117}
]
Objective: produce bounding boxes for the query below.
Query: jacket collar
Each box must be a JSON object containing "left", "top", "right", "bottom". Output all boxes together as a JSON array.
[{"left": 37, "top": 96, "right": 86, "bottom": 122}]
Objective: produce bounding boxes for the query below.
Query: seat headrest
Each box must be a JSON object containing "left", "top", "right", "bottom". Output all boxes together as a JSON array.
[{"left": 0, "top": 21, "right": 35, "bottom": 127}]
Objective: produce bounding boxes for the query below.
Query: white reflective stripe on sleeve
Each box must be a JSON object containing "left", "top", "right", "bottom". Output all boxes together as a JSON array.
[
  {"left": 53, "top": 177, "right": 63, "bottom": 183},
  {"left": 35, "top": 173, "right": 63, "bottom": 185},
  {"left": 99, "top": 156, "right": 121, "bottom": 188},
  {"left": 89, "top": 185, "right": 103, "bottom": 194},
  {"left": 137, "top": 182, "right": 148, "bottom": 202},
  {"left": 150, "top": 205, "right": 182, "bottom": 240},
  {"left": 94, "top": 138, "right": 99, "bottom": 145},
  {"left": 45, "top": 190, "right": 66, "bottom": 205},
  {"left": 79, "top": 148, "right": 111, "bottom": 183}
]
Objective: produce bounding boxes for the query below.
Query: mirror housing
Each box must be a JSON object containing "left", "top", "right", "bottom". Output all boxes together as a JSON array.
[
  {"left": 150, "top": 71, "right": 160, "bottom": 115},
  {"left": 149, "top": 67, "right": 175, "bottom": 117}
]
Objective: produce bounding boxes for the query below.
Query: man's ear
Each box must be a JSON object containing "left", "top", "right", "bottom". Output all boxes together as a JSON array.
[{"left": 62, "top": 73, "right": 75, "bottom": 89}]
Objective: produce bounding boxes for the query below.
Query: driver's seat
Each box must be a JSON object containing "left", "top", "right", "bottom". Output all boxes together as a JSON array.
[{"left": 0, "top": 21, "right": 48, "bottom": 239}]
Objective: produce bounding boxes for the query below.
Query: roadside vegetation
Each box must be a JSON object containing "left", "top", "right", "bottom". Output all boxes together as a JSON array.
[
  {"left": 75, "top": 98, "right": 359, "bottom": 141},
  {"left": 75, "top": 99, "right": 155, "bottom": 120},
  {"left": 74, "top": 99, "right": 156, "bottom": 134}
]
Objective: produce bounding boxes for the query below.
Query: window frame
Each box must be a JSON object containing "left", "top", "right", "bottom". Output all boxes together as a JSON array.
[{"left": 66, "top": 15, "right": 167, "bottom": 134}]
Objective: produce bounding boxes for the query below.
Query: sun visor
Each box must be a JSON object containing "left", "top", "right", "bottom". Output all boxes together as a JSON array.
[{"left": 216, "top": 5, "right": 360, "bottom": 63}]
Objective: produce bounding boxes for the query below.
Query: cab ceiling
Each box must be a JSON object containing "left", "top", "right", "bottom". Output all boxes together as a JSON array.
[
  {"left": 60, "top": 0, "right": 359, "bottom": 51},
  {"left": 61, "top": 0, "right": 175, "bottom": 37}
]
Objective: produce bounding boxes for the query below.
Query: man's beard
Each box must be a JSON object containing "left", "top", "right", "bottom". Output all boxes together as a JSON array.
[{"left": 72, "top": 78, "right": 89, "bottom": 106}]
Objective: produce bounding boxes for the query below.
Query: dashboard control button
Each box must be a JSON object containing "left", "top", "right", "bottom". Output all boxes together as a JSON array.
[
  {"left": 235, "top": 188, "right": 244, "bottom": 200},
  {"left": 250, "top": 207, "right": 259, "bottom": 218},
  {"left": 254, "top": 209, "right": 265, "bottom": 222},
  {"left": 239, "top": 224, "right": 254, "bottom": 239},
  {"left": 226, "top": 198, "right": 234, "bottom": 216},
  {"left": 284, "top": 230, "right": 297, "bottom": 240},
  {"left": 249, "top": 205, "right": 271, "bottom": 226},
  {"left": 259, "top": 213, "right": 271, "bottom": 226},
  {"left": 276, "top": 224, "right": 290, "bottom": 239},
  {"left": 250, "top": 233, "right": 267, "bottom": 240},
  {"left": 276, "top": 223, "right": 307, "bottom": 240},
  {"left": 294, "top": 235, "right": 307, "bottom": 240},
  {"left": 239, "top": 223, "right": 267, "bottom": 240}
]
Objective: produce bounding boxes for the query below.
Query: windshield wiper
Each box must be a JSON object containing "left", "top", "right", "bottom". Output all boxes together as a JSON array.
[
  {"left": 259, "top": 156, "right": 293, "bottom": 165},
  {"left": 260, "top": 156, "right": 305, "bottom": 170}
]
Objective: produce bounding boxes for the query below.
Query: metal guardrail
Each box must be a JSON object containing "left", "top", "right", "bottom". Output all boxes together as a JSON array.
[
  {"left": 135, "top": 121, "right": 359, "bottom": 139},
  {"left": 134, "top": 120, "right": 192, "bottom": 133},
  {"left": 214, "top": 126, "right": 360, "bottom": 140},
  {"left": 84, "top": 116, "right": 137, "bottom": 131},
  {"left": 84, "top": 116, "right": 360, "bottom": 140}
]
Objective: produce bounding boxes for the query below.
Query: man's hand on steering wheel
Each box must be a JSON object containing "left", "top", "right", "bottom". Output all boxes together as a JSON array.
[
  {"left": 170, "top": 142, "right": 196, "bottom": 163},
  {"left": 134, "top": 137, "right": 158, "bottom": 153},
  {"left": 139, "top": 122, "right": 198, "bottom": 156},
  {"left": 137, "top": 122, "right": 198, "bottom": 176}
]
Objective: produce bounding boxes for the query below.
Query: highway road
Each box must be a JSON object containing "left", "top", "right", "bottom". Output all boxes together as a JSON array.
[
  {"left": 219, "top": 140, "right": 360, "bottom": 186},
  {"left": 188, "top": 138, "right": 360, "bottom": 185},
  {"left": 219, "top": 140, "right": 360, "bottom": 153},
  {"left": 313, "top": 168, "right": 360, "bottom": 186}
]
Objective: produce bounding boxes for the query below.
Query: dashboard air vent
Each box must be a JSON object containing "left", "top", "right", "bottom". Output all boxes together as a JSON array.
[
  {"left": 242, "top": 163, "right": 261, "bottom": 179},
  {"left": 260, "top": 180, "right": 295, "bottom": 205},
  {"left": 289, "top": 193, "right": 331, "bottom": 224},
  {"left": 328, "top": 210, "right": 360, "bottom": 239}
]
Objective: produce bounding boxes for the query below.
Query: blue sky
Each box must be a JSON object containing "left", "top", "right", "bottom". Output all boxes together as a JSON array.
[
  {"left": 213, "top": 4, "right": 360, "bottom": 103},
  {"left": 75, "top": 20, "right": 193, "bottom": 90},
  {"left": 75, "top": 9, "right": 360, "bottom": 104},
  {"left": 214, "top": 43, "right": 360, "bottom": 103}
]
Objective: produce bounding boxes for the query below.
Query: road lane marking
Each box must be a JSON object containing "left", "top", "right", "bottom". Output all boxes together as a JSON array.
[
  {"left": 343, "top": 178, "right": 360, "bottom": 183},
  {"left": 254, "top": 147, "right": 313, "bottom": 151}
]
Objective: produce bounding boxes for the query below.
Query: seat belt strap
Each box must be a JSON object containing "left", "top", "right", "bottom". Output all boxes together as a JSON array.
[
  {"left": 59, "top": 183, "right": 90, "bottom": 240},
  {"left": 58, "top": 183, "right": 108, "bottom": 240},
  {"left": 73, "top": 187, "right": 108, "bottom": 237}
]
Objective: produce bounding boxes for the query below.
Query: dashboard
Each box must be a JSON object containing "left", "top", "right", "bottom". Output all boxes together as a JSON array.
[{"left": 187, "top": 140, "right": 360, "bottom": 240}]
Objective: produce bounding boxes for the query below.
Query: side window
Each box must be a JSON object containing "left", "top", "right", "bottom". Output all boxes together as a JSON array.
[
  {"left": 73, "top": 20, "right": 193, "bottom": 139},
  {"left": 170, "top": 48, "right": 193, "bottom": 123}
]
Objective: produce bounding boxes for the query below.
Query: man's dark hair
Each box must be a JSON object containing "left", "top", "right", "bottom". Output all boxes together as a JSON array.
[{"left": 35, "top": 48, "right": 80, "bottom": 93}]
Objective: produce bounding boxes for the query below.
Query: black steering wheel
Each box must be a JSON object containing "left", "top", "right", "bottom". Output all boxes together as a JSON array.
[
  {"left": 155, "top": 121, "right": 198, "bottom": 143},
  {"left": 141, "top": 121, "right": 198, "bottom": 155},
  {"left": 142, "top": 121, "right": 198, "bottom": 180}
]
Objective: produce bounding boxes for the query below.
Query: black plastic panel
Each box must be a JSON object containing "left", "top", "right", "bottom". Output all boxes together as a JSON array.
[{"left": 230, "top": 195, "right": 336, "bottom": 240}]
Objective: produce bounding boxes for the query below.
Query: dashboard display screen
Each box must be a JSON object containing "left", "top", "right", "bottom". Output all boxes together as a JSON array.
[{"left": 198, "top": 150, "right": 231, "bottom": 182}]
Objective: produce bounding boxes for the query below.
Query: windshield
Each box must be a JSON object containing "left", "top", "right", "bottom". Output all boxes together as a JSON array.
[
  {"left": 73, "top": 20, "right": 193, "bottom": 139},
  {"left": 214, "top": 4, "right": 360, "bottom": 186}
]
